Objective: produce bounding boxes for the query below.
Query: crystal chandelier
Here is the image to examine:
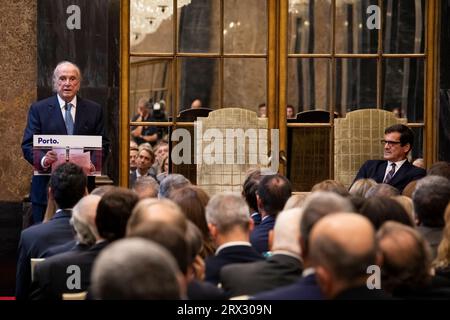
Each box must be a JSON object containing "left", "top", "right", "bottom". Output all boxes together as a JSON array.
[{"left": 131, "top": 0, "right": 192, "bottom": 47}]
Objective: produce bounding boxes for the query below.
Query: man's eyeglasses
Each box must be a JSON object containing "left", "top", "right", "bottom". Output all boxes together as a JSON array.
[{"left": 381, "top": 140, "right": 402, "bottom": 146}]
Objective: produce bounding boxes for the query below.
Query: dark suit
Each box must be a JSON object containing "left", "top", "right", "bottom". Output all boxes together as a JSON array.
[
  {"left": 220, "top": 253, "right": 303, "bottom": 296},
  {"left": 250, "top": 215, "right": 276, "bottom": 254},
  {"left": 40, "top": 240, "right": 89, "bottom": 258},
  {"left": 21, "top": 95, "right": 109, "bottom": 223},
  {"left": 205, "top": 245, "right": 264, "bottom": 285},
  {"left": 15, "top": 209, "right": 74, "bottom": 300},
  {"left": 187, "top": 280, "right": 230, "bottom": 300},
  {"left": 353, "top": 159, "right": 426, "bottom": 192},
  {"left": 251, "top": 273, "right": 323, "bottom": 300},
  {"left": 30, "top": 241, "right": 109, "bottom": 300}
]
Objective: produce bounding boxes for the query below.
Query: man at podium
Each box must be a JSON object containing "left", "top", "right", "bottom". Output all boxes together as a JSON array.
[{"left": 21, "top": 61, "right": 109, "bottom": 224}]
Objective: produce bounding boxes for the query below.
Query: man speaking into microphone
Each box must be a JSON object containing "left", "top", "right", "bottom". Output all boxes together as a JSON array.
[{"left": 21, "top": 61, "right": 109, "bottom": 224}]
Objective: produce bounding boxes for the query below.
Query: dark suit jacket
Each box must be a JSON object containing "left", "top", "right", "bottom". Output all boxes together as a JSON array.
[
  {"left": 15, "top": 210, "right": 74, "bottom": 300},
  {"left": 187, "top": 280, "right": 230, "bottom": 300},
  {"left": 220, "top": 253, "right": 303, "bottom": 296},
  {"left": 30, "top": 241, "right": 109, "bottom": 300},
  {"left": 353, "top": 159, "right": 426, "bottom": 192},
  {"left": 205, "top": 245, "right": 264, "bottom": 285},
  {"left": 250, "top": 215, "right": 276, "bottom": 254},
  {"left": 334, "top": 285, "right": 392, "bottom": 300},
  {"left": 21, "top": 95, "right": 109, "bottom": 205},
  {"left": 251, "top": 273, "right": 323, "bottom": 300},
  {"left": 40, "top": 240, "right": 89, "bottom": 258}
]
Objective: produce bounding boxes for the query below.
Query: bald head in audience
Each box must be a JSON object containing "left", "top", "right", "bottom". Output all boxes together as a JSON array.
[
  {"left": 126, "top": 198, "right": 187, "bottom": 235},
  {"left": 310, "top": 213, "right": 377, "bottom": 299},
  {"left": 91, "top": 238, "right": 182, "bottom": 300},
  {"left": 377, "top": 221, "right": 432, "bottom": 295}
]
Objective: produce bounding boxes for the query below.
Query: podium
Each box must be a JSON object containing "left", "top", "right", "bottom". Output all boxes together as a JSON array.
[{"left": 32, "top": 135, "right": 102, "bottom": 176}]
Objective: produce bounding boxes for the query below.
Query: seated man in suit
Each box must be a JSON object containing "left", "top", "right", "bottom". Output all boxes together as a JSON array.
[
  {"left": 353, "top": 124, "right": 426, "bottom": 193},
  {"left": 15, "top": 163, "right": 87, "bottom": 300},
  {"left": 30, "top": 188, "right": 139, "bottom": 300},
  {"left": 220, "top": 207, "right": 304, "bottom": 297},
  {"left": 250, "top": 174, "right": 292, "bottom": 254},
  {"left": 252, "top": 191, "right": 353, "bottom": 300},
  {"left": 310, "top": 213, "right": 390, "bottom": 300},
  {"left": 204, "top": 192, "right": 264, "bottom": 285}
]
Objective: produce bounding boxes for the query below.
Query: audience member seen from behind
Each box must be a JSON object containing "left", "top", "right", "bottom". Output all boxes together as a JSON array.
[
  {"left": 283, "top": 194, "right": 308, "bottom": 210},
  {"left": 359, "top": 196, "right": 415, "bottom": 230},
  {"left": 413, "top": 158, "right": 425, "bottom": 169},
  {"left": 252, "top": 191, "right": 353, "bottom": 300},
  {"left": 353, "top": 124, "right": 426, "bottom": 193},
  {"left": 15, "top": 163, "right": 87, "bottom": 300},
  {"left": 204, "top": 192, "right": 264, "bottom": 285},
  {"left": 413, "top": 176, "right": 450, "bottom": 259},
  {"left": 132, "top": 176, "right": 159, "bottom": 199},
  {"left": 250, "top": 174, "right": 292, "bottom": 254},
  {"left": 29, "top": 195, "right": 101, "bottom": 300},
  {"left": 311, "top": 180, "right": 349, "bottom": 198},
  {"left": 376, "top": 222, "right": 449, "bottom": 299},
  {"left": 349, "top": 178, "right": 377, "bottom": 198},
  {"left": 433, "top": 203, "right": 450, "bottom": 281},
  {"left": 21, "top": 61, "right": 109, "bottom": 224},
  {"left": 365, "top": 183, "right": 400, "bottom": 198},
  {"left": 427, "top": 161, "right": 450, "bottom": 180},
  {"left": 159, "top": 173, "right": 191, "bottom": 199},
  {"left": 220, "top": 208, "right": 304, "bottom": 297},
  {"left": 170, "top": 186, "right": 216, "bottom": 258},
  {"left": 310, "top": 213, "right": 390, "bottom": 300},
  {"left": 91, "top": 238, "right": 183, "bottom": 300},
  {"left": 242, "top": 169, "right": 263, "bottom": 226}
]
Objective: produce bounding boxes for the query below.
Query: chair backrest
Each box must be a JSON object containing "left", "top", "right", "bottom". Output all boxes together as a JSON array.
[
  {"left": 30, "top": 258, "right": 46, "bottom": 282},
  {"left": 196, "top": 108, "right": 269, "bottom": 196},
  {"left": 334, "top": 109, "right": 406, "bottom": 188},
  {"left": 62, "top": 291, "right": 87, "bottom": 300},
  {"left": 171, "top": 108, "right": 215, "bottom": 184},
  {"left": 287, "top": 111, "right": 338, "bottom": 191}
]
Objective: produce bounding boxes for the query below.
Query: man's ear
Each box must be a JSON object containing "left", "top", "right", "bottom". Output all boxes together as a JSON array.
[
  {"left": 403, "top": 143, "right": 412, "bottom": 155},
  {"left": 315, "top": 265, "right": 332, "bottom": 299},
  {"left": 248, "top": 218, "right": 255, "bottom": 233},
  {"left": 256, "top": 194, "right": 263, "bottom": 212},
  {"left": 268, "top": 229, "right": 274, "bottom": 251},
  {"left": 48, "top": 187, "right": 54, "bottom": 200},
  {"left": 208, "top": 223, "right": 217, "bottom": 239}
]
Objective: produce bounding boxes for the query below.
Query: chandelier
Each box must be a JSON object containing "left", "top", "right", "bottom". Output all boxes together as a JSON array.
[{"left": 130, "top": 0, "right": 192, "bottom": 47}]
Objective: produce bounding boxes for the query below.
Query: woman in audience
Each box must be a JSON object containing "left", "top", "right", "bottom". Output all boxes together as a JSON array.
[
  {"left": 432, "top": 203, "right": 450, "bottom": 280},
  {"left": 170, "top": 186, "right": 216, "bottom": 257},
  {"left": 392, "top": 195, "right": 416, "bottom": 225},
  {"left": 359, "top": 196, "right": 414, "bottom": 230},
  {"left": 349, "top": 178, "right": 377, "bottom": 198}
]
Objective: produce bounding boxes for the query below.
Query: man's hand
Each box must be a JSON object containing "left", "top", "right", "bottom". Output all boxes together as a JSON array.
[{"left": 43, "top": 150, "right": 57, "bottom": 168}]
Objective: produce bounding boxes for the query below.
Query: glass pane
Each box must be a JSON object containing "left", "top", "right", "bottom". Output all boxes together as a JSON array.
[
  {"left": 224, "top": 0, "right": 267, "bottom": 54},
  {"left": 288, "top": 0, "right": 331, "bottom": 54},
  {"left": 177, "top": 57, "right": 219, "bottom": 113},
  {"left": 382, "top": 58, "right": 424, "bottom": 122},
  {"left": 411, "top": 127, "right": 423, "bottom": 161},
  {"left": 335, "top": 58, "right": 377, "bottom": 116},
  {"left": 130, "top": 0, "right": 174, "bottom": 53},
  {"left": 335, "top": 0, "right": 378, "bottom": 53},
  {"left": 383, "top": 0, "right": 425, "bottom": 53},
  {"left": 179, "top": 0, "right": 220, "bottom": 53},
  {"left": 223, "top": 58, "right": 266, "bottom": 112},
  {"left": 129, "top": 57, "right": 172, "bottom": 122},
  {"left": 288, "top": 58, "right": 331, "bottom": 115}
]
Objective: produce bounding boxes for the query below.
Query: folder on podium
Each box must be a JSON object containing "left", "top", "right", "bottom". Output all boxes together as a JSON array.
[{"left": 32, "top": 135, "right": 102, "bottom": 176}]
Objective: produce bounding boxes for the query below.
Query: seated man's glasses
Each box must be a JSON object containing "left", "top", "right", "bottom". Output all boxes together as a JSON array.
[{"left": 381, "top": 140, "right": 402, "bottom": 146}]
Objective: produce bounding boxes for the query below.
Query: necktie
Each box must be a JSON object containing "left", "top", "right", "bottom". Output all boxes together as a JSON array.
[
  {"left": 64, "top": 103, "right": 74, "bottom": 135},
  {"left": 384, "top": 163, "right": 396, "bottom": 183}
]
